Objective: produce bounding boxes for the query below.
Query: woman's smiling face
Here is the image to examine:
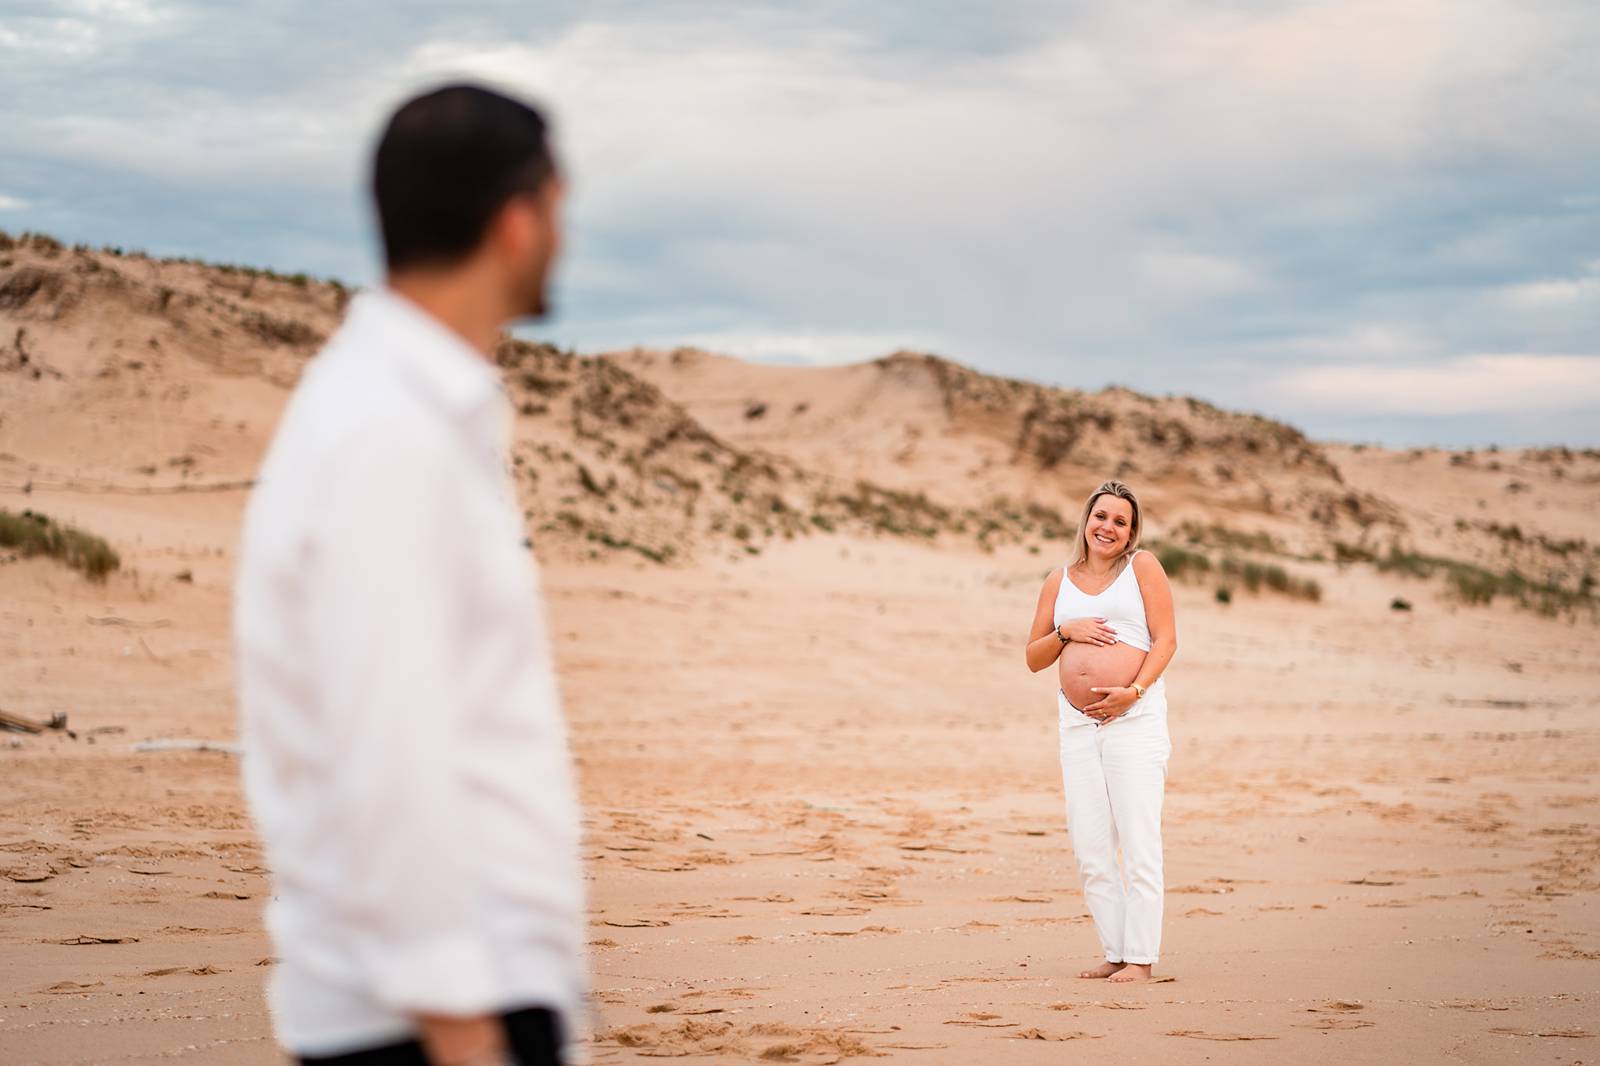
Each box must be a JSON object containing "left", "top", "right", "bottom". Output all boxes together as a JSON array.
[{"left": 1085, "top": 494, "right": 1135, "bottom": 561}]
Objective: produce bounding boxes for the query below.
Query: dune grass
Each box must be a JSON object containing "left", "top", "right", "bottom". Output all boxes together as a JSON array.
[
  {"left": 1151, "top": 540, "right": 1321, "bottom": 602},
  {"left": 1375, "top": 546, "right": 1590, "bottom": 613},
  {"left": 0, "top": 508, "right": 120, "bottom": 581},
  {"left": 1329, "top": 540, "right": 1595, "bottom": 615}
]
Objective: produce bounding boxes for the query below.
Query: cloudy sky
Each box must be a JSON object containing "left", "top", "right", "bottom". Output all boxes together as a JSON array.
[{"left": 4, "top": 1, "right": 1598, "bottom": 446}]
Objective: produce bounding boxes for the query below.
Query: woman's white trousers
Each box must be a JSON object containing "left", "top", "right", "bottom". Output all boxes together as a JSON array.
[{"left": 1057, "top": 686, "right": 1171, "bottom": 965}]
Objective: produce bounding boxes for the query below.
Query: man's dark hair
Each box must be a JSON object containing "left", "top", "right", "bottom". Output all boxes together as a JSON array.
[{"left": 372, "top": 83, "right": 557, "bottom": 271}]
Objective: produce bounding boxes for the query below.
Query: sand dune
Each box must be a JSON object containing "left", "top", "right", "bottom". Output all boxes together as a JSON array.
[{"left": 3, "top": 234, "right": 1598, "bottom": 1064}]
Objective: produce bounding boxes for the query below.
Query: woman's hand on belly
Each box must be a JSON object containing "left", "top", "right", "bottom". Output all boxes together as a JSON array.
[
  {"left": 1058, "top": 641, "right": 1146, "bottom": 712},
  {"left": 1059, "top": 616, "right": 1119, "bottom": 646},
  {"left": 1082, "top": 684, "right": 1139, "bottom": 721}
]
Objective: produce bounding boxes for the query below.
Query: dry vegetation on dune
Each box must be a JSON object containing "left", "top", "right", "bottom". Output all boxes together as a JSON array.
[
  {"left": 0, "top": 231, "right": 1082, "bottom": 566},
  {"left": 0, "top": 507, "right": 119, "bottom": 581},
  {"left": 0, "top": 230, "right": 344, "bottom": 389},
  {"left": 871, "top": 350, "right": 1385, "bottom": 531},
  {"left": 621, "top": 347, "right": 1408, "bottom": 552},
  {"left": 620, "top": 349, "right": 1599, "bottom": 618},
  {"left": 2, "top": 229, "right": 1595, "bottom": 619},
  {"left": 494, "top": 338, "right": 1073, "bottom": 562}
]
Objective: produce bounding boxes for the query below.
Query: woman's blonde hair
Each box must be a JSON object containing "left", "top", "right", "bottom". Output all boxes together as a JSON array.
[{"left": 1068, "top": 480, "right": 1143, "bottom": 569}]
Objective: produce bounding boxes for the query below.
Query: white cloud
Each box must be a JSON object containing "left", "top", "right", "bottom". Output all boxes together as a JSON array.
[
  {"left": 0, "top": 193, "right": 29, "bottom": 211},
  {"left": 399, "top": 5, "right": 1596, "bottom": 327},
  {"left": 1263, "top": 324, "right": 1441, "bottom": 362},
  {"left": 0, "top": 0, "right": 171, "bottom": 56},
  {"left": 2, "top": 1, "right": 1598, "bottom": 443},
  {"left": 67, "top": 0, "right": 167, "bottom": 22},
  {"left": 1497, "top": 261, "right": 1600, "bottom": 309},
  {"left": 1135, "top": 249, "right": 1262, "bottom": 302},
  {"left": 1269, "top": 354, "right": 1600, "bottom": 415}
]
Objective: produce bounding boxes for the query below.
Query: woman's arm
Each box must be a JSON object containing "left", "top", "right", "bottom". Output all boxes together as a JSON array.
[{"left": 1025, "top": 569, "right": 1068, "bottom": 673}]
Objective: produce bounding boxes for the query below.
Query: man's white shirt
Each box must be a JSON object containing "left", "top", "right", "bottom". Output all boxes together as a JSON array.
[{"left": 234, "top": 288, "right": 584, "bottom": 1056}]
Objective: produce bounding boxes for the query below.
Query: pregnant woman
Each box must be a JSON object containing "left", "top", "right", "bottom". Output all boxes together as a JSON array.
[{"left": 1024, "top": 480, "right": 1177, "bottom": 983}]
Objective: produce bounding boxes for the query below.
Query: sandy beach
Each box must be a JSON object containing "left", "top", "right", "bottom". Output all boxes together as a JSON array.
[
  {"left": 4, "top": 530, "right": 1597, "bottom": 1064},
  {"left": 3, "top": 240, "right": 1598, "bottom": 1063}
]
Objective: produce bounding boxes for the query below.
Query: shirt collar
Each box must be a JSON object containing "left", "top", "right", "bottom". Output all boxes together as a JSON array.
[{"left": 345, "top": 287, "right": 505, "bottom": 418}]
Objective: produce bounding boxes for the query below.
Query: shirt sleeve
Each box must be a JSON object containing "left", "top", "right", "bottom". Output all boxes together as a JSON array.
[{"left": 304, "top": 418, "right": 501, "bottom": 1016}]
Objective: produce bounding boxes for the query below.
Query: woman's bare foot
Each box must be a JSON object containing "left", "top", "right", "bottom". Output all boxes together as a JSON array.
[
  {"left": 1107, "top": 963, "right": 1153, "bottom": 983},
  {"left": 1078, "top": 961, "right": 1126, "bottom": 979}
]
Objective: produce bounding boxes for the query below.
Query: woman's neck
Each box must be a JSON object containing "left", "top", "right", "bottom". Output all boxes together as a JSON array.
[{"left": 1078, "top": 554, "right": 1119, "bottom": 576}]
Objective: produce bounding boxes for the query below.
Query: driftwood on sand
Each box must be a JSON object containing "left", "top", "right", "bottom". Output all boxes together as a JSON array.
[{"left": 0, "top": 709, "right": 68, "bottom": 735}]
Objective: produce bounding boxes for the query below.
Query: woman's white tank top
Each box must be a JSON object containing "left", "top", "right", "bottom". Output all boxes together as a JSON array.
[{"left": 1053, "top": 551, "right": 1152, "bottom": 652}]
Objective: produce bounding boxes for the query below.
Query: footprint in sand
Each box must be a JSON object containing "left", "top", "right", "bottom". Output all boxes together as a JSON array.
[
  {"left": 1051, "top": 1002, "right": 1147, "bottom": 1011},
  {"left": 668, "top": 905, "right": 739, "bottom": 919},
  {"left": 140, "top": 965, "right": 227, "bottom": 977},
  {"left": 1010, "top": 1028, "right": 1102, "bottom": 1041},
  {"left": 1440, "top": 1000, "right": 1511, "bottom": 1012},
  {"left": 798, "top": 905, "right": 871, "bottom": 917},
  {"left": 944, "top": 1013, "right": 1016, "bottom": 1028},
  {"left": 682, "top": 987, "right": 764, "bottom": 1001},
  {"left": 599, "top": 1020, "right": 878, "bottom": 1062},
  {"left": 641, "top": 1002, "right": 727, "bottom": 1017},
  {"left": 41, "top": 980, "right": 104, "bottom": 993},
  {"left": 1166, "top": 1029, "right": 1278, "bottom": 1041},
  {"left": 1539, "top": 945, "right": 1600, "bottom": 960},
  {"left": 1295, "top": 1017, "right": 1375, "bottom": 1031},
  {"left": 628, "top": 861, "right": 697, "bottom": 872},
  {"left": 51, "top": 934, "right": 138, "bottom": 945},
  {"left": 936, "top": 976, "right": 1028, "bottom": 987},
  {"left": 1487, "top": 1027, "right": 1593, "bottom": 1039}
]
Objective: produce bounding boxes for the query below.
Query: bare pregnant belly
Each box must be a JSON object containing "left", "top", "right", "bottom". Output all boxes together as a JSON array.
[{"left": 1058, "top": 641, "right": 1147, "bottom": 710}]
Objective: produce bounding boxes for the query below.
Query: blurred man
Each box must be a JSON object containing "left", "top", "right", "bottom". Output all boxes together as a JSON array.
[{"left": 235, "top": 84, "right": 582, "bottom": 1066}]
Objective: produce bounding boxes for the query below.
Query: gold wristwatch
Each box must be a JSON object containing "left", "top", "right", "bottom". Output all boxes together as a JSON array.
[{"left": 1131, "top": 682, "right": 1147, "bottom": 699}]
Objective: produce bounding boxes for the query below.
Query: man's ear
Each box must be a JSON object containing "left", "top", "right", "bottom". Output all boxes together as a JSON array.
[
  {"left": 530, "top": 179, "right": 563, "bottom": 247},
  {"left": 487, "top": 196, "right": 536, "bottom": 261},
  {"left": 497, "top": 185, "right": 560, "bottom": 259}
]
